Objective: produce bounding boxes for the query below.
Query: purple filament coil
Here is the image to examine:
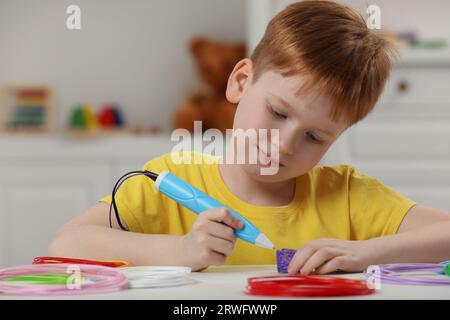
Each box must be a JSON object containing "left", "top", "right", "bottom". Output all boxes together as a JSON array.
[{"left": 276, "top": 248, "right": 296, "bottom": 273}]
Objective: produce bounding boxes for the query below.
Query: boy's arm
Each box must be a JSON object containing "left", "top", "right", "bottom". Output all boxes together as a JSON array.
[
  {"left": 397, "top": 204, "right": 450, "bottom": 233},
  {"left": 371, "top": 204, "right": 450, "bottom": 263},
  {"left": 287, "top": 204, "right": 450, "bottom": 275},
  {"left": 49, "top": 202, "right": 243, "bottom": 270},
  {"left": 48, "top": 202, "right": 185, "bottom": 266}
]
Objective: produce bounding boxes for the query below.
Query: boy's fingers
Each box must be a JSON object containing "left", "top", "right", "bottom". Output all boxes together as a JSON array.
[
  {"left": 287, "top": 245, "right": 319, "bottom": 274},
  {"left": 315, "top": 256, "right": 346, "bottom": 275},
  {"left": 204, "top": 220, "right": 236, "bottom": 242},
  {"left": 205, "top": 207, "right": 244, "bottom": 229},
  {"left": 208, "top": 250, "right": 227, "bottom": 266},
  {"left": 299, "top": 247, "right": 341, "bottom": 275},
  {"left": 207, "top": 235, "right": 235, "bottom": 257}
]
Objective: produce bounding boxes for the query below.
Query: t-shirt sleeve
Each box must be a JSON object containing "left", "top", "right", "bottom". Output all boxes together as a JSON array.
[
  {"left": 98, "top": 156, "right": 168, "bottom": 234},
  {"left": 348, "top": 166, "right": 417, "bottom": 240}
]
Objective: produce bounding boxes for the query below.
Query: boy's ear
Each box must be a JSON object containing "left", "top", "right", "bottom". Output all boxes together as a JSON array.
[{"left": 226, "top": 58, "right": 254, "bottom": 104}]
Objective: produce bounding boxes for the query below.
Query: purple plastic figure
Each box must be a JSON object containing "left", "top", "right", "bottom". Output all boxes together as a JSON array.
[{"left": 276, "top": 248, "right": 296, "bottom": 273}]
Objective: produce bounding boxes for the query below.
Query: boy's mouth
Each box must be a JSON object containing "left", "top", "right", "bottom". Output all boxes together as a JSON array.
[{"left": 257, "top": 145, "right": 284, "bottom": 167}]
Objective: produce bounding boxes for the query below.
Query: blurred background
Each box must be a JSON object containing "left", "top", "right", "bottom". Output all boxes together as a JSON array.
[{"left": 0, "top": 0, "right": 449, "bottom": 267}]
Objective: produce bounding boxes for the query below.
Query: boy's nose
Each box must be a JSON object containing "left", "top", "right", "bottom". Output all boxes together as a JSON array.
[
  {"left": 279, "top": 144, "right": 294, "bottom": 157},
  {"left": 277, "top": 137, "right": 296, "bottom": 156},
  {"left": 264, "top": 128, "right": 295, "bottom": 160}
]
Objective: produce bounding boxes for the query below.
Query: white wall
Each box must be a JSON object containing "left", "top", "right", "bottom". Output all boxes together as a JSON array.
[
  {"left": 248, "top": 0, "right": 450, "bottom": 53},
  {"left": 0, "top": 0, "right": 246, "bottom": 132},
  {"left": 338, "top": 0, "right": 450, "bottom": 40}
]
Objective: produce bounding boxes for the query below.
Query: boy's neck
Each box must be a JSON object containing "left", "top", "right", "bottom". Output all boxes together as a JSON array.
[{"left": 218, "top": 162, "right": 296, "bottom": 207}]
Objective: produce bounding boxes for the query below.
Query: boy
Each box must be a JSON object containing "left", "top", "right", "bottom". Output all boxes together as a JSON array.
[{"left": 49, "top": 0, "right": 450, "bottom": 275}]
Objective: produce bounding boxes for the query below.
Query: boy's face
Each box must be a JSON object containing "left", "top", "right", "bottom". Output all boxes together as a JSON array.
[{"left": 226, "top": 58, "right": 348, "bottom": 183}]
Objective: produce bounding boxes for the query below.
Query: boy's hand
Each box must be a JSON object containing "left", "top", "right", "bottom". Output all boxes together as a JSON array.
[
  {"left": 287, "top": 238, "right": 381, "bottom": 275},
  {"left": 178, "top": 207, "right": 244, "bottom": 271}
]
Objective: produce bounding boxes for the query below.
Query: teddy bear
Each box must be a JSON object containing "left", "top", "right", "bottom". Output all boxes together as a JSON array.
[{"left": 172, "top": 37, "right": 246, "bottom": 133}]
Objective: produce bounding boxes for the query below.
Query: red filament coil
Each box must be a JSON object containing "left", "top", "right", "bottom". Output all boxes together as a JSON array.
[{"left": 246, "top": 275, "right": 375, "bottom": 297}]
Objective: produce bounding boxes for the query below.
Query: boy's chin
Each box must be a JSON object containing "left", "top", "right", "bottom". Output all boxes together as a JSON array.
[{"left": 241, "top": 163, "right": 291, "bottom": 183}]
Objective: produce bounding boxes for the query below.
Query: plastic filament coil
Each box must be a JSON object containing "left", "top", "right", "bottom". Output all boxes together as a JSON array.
[
  {"left": 120, "top": 266, "right": 195, "bottom": 288},
  {"left": 0, "top": 263, "right": 128, "bottom": 295},
  {"left": 365, "top": 263, "right": 450, "bottom": 286},
  {"left": 246, "top": 275, "right": 375, "bottom": 297}
]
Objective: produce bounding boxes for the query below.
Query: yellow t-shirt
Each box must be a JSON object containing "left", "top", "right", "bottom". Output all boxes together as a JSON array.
[{"left": 99, "top": 152, "right": 416, "bottom": 265}]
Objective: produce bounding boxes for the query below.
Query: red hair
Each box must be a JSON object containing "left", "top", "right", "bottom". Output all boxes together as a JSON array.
[{"left": 250, "top": 0, "right": 398, "bottom": 126}]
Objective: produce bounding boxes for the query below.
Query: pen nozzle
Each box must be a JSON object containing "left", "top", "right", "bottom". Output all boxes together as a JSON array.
[{"left": 255, "top": 233, "right": 275, "bottom": 249}]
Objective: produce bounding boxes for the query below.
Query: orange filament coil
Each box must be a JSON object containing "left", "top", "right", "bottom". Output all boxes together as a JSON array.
[{"left": 32, "top": 256, "right": 129, "bottom": 268}]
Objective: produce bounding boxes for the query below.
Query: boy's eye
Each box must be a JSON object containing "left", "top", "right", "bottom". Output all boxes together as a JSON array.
[
  {"left": 268, "top": 104, "right": 287, "bottom": 120},
  {"left": 305, "top": 132, "right": 323, "bottom": 144}
]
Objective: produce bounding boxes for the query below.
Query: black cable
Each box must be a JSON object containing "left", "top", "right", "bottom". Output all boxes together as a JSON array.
[{"left": 109, "top": 170, "right": 158, "bottom": 231}]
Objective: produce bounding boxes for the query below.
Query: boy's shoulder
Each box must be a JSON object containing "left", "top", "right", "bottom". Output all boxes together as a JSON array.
[
  {"left": 308, "top": 164, "right": 381, "bottom": 190},
  {"left": 310, "top": 164, "right": 358, "bottom": 176},
  {"left": 308, "top": 164, "right": 371, "bottom": 183}
]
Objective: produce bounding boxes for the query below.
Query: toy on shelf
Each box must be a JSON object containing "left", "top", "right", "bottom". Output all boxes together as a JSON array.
[
  {"left": 173, "top": 37, "right": 246, "bottom": 133},
  {"left": 0, "top": 85, "right": 53, "bottom": 133},
  {"left": 69, "top": 104, "right": 100, "bottom": 130},
  {"left": 69, "top": 104, "right": 125, "bottom": 131},
  {"left": 98, "top": 104, "right": 124, "bottom": 129},
  {"left": 67, "top": 103, "right": 128, "bottom": 138}
]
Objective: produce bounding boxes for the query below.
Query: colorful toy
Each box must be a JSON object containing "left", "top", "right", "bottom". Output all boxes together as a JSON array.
[
  {"left": 69, "top": 106, "right": 86, "bottom": 129},
  {"left": 0, "top": 85, "right": 53, "bottom": 133},
  {"left": 99, "top": 106, "right": 115, "bottom": 128},
  {"left": 69, "top": 104, "right": 98, "bottom": 130},
  {"left": 69, "top": 103, "right": 125, "bottom": 131},
  {"left": 99, "top": 104, "right": 125, "bottom": 128},
  {"left": 84, "top": 104, "right": 99, "bottom": 130}
]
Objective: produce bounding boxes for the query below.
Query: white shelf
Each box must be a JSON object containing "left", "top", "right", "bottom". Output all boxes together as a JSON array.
[
  {"left": 0, "top": 134, "right": 174, "bottom": 160},
  {"left": 398, "top": 48, "right": 450, "bottom": 67}
]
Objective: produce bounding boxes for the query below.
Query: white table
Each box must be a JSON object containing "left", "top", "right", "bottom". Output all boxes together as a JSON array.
[{"left": 1, "top": 265, "right": 450, "bottom": 300}]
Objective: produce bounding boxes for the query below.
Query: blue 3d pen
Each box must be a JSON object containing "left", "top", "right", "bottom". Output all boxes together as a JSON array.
[{"left": 149, "top": 170, "right": 274, "bottom": 249}]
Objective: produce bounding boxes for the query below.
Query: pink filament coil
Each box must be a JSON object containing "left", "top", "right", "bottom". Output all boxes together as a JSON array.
[{"left": 0, "top": 263, "right": 128, "bottom": 295}]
